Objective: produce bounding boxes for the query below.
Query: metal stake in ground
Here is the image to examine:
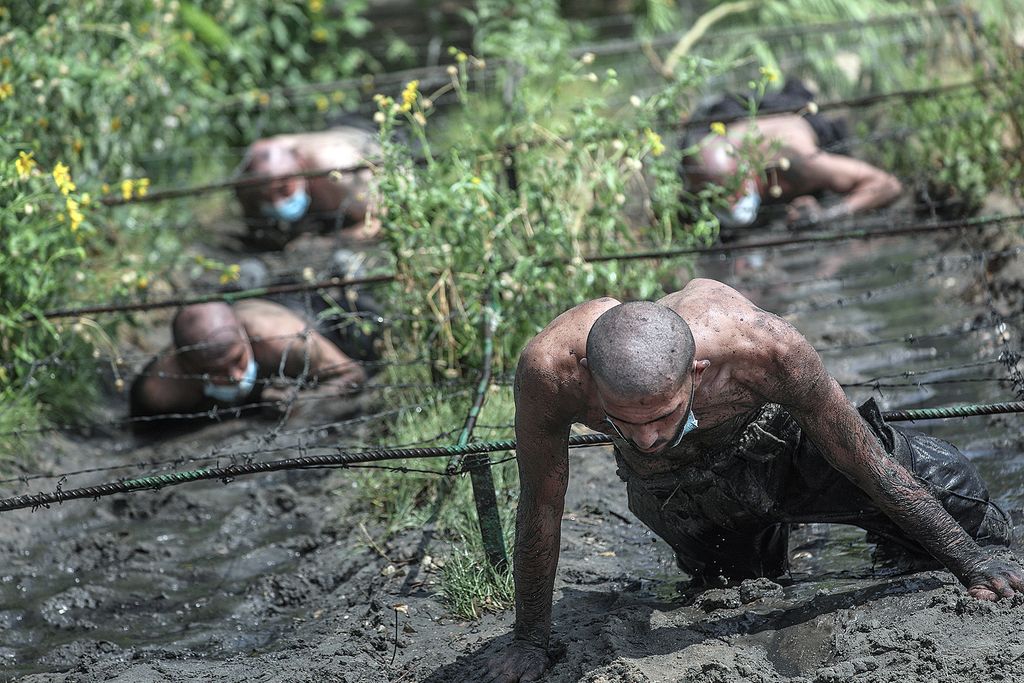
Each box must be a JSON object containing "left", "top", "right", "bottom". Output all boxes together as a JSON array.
[{"left": 449, "top": 293, "right": 508, "bottom": 571}]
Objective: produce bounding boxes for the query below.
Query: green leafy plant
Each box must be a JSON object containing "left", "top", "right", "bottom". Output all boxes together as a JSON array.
[{"left": 373, "top": 5, "right": 716, "bottom": 379}]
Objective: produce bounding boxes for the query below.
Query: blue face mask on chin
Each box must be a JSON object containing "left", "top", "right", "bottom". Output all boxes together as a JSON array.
[
  {"left": 203, "top": 357, "right": 258, "bottom": 403},
  {"left": 262, "top": 188, "right": 311, "bottom": 223}
]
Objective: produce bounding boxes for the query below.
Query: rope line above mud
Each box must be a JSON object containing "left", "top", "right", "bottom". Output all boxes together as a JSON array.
[{"left": 3, "top": 401, "right": 1023, "bottom": 514}]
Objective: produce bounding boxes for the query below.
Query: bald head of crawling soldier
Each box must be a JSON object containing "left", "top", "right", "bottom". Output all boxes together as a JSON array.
[{"left": 584, "top": 301, "right": 702, "bottom": 454}]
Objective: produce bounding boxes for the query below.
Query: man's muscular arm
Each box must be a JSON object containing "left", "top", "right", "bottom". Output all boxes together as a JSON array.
[
  {"left": 479, "top": 345, "right": 572, "bottom": 682},
  {"left": 799, "top": 151, "right": 902, "bottom": 218},
  {"left": 767, "top": 319, "right": 1023, "bottom": 599}
]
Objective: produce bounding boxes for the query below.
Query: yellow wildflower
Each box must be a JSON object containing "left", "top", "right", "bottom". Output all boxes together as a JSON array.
[
  {"left": 258, "top": 91, "right": 270, "bottom": 107},
  {"left": 80, "top": 192, "right": 91, "bottom": 206},
  {"left": 309, "top": 0, "right": 323, "bottom": 12},
  {"left": 759, "top": 65, "right": 779, "bottom": 83},
  {"left": 400, "top": 79, "right": 419, "bottom": 112},
  {"left": 470, "top": 176, "right": 481, "bottom": 185},
  {"left": 110, "top": 116, "right": 121, "bottom": 131},
  {"left": 101, "top": 183, "right": 111, "bottom": 194},
  {"left": 644, "top": 128, "right": 665, "bottom": 157},
  {"left": 15, "top": 151, "right": 36, "bottom": 180},
  {"left": 455, "top": 51, "right": 468, "bottom": 64},
  {"left": 121, "top": 178, "right": 134, "bottom": 200},
  {"left": 0, "top": 82, "right": 12, "bottom": 100},
  {"left": 219, "top": 264, "right": 240, "bottom": 284},
  {"left": 312, "top": 27, "right": 328, "bottom": 43},
  {"left": 136, "top": 177, "right": 150, "bottom": 197},
  {"left": 66, "top": 197, "right": 84, "bottom": 232},
  {"left": 331, "top": 90, "right": 345, "bottom": 103},
  {"left": 137, "top": 276, "right": 149, "bottom": 289},
  {"left": 710, "top": 121, "right": 727, "bottom": 136},
  {"left": 315, "top": 94, "right": 329, "bottom": 112},
  {"left": 52, "top": 161, "right": 76, "bottom": 195}
]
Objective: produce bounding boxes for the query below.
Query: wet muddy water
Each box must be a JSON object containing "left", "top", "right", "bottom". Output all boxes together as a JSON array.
[{"left": 2, "top": 224, "right": 1022, "bottom": 680}]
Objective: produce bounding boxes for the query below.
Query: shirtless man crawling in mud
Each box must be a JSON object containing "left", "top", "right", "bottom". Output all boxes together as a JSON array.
[
  {"left": 235, "top": 124, "right": 380, "bottom": 248},
  {"left": 130, "top": 300, "right": 366, "bottom": 423},
  {"left": 682, "top": 80, "right": 902, "bottom": 231},
  {"left": 481, "top": 278, "right": 1021, "bottom": 682}
]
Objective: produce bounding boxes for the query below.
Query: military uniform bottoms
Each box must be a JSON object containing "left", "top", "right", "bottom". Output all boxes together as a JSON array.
[{"left": 614, "top": 400, "right": 1013, "bottom": 581}]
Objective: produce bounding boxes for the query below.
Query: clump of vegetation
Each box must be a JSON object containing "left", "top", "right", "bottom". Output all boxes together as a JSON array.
[
  {"left": 373, "top": 2, "right": 716, "bottom": 379},
  {"left": 874, "top": 16, "right": 1024, "bottom": 216}
]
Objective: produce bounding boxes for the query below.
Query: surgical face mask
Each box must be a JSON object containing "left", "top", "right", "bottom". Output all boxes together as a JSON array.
[
  {"left": 203, "top": 357, "right": 258, "bottom": 403},
  {"left": 716, "top": 185, "right": 761, "bottom": 229},
  {"left": 262, "top": 187, "right": 311, "bottom": 223}
]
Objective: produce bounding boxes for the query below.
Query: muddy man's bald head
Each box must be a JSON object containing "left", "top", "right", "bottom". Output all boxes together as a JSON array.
[{"left": 585, "top": 301, "right": 696, "bottom": 399}]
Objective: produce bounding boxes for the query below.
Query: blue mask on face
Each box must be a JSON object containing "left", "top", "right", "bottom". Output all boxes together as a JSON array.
[
  {"left": 203, "top": 357, "right": 258, "bottom": 403},
  {"left": 666, "top": 408, "right": 699, "bottom": 449},
  {"left": 263, "top": 188, "right": 311, "bottom": 223},
  {"left": 716, "top": 185, "right": 761, "bottom": 229}
]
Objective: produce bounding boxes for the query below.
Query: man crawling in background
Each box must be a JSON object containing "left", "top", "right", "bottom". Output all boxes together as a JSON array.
[
  {"left": 481, "top": 277, "right": 1021, "bottom": 682},
  {"left": 130, "top": 300, "right": 366, "bottom": 426},
  {"left": 234, "top": 122, "right": 380, "bottom": 249},
  {"left": 680, "top": 78, "right": 903, "bottom": 231}
]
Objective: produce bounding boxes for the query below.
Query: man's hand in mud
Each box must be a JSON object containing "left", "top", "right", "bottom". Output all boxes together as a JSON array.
[
  {"left": 786, "top": 195, "right": 822, "bottom": 229},
  {"left": 476, "top": 640, "right": 550, "bottom": 682},
  {"left": 962, "top": 553, "right": 1024, "bottom": 601}
]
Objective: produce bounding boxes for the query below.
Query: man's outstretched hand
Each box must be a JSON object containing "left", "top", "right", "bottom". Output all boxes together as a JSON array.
[
  {"left": 962, "top": 553, "right": 1024, "bottom": 601},
  {"left": 475, "top": 640, "right": 550, "bottom": 683}
]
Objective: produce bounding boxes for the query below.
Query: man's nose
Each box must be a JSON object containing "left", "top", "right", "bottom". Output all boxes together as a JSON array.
[{"left": 630, "top": 425, "right": 660, "bottom": 450}]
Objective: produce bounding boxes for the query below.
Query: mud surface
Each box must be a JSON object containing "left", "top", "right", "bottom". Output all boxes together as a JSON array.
[{"left": 3, "top": 208, "right": 1024, "bottom": 682}]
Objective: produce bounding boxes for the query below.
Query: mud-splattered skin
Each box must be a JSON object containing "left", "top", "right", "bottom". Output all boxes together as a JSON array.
[{"left": 479, "top": 278, "right": 1024, "bottom": 683}]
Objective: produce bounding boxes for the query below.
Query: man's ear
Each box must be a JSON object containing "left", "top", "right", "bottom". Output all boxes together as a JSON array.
[{"left": 693, "top": 359, "right": 710, "bottom": 384}]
